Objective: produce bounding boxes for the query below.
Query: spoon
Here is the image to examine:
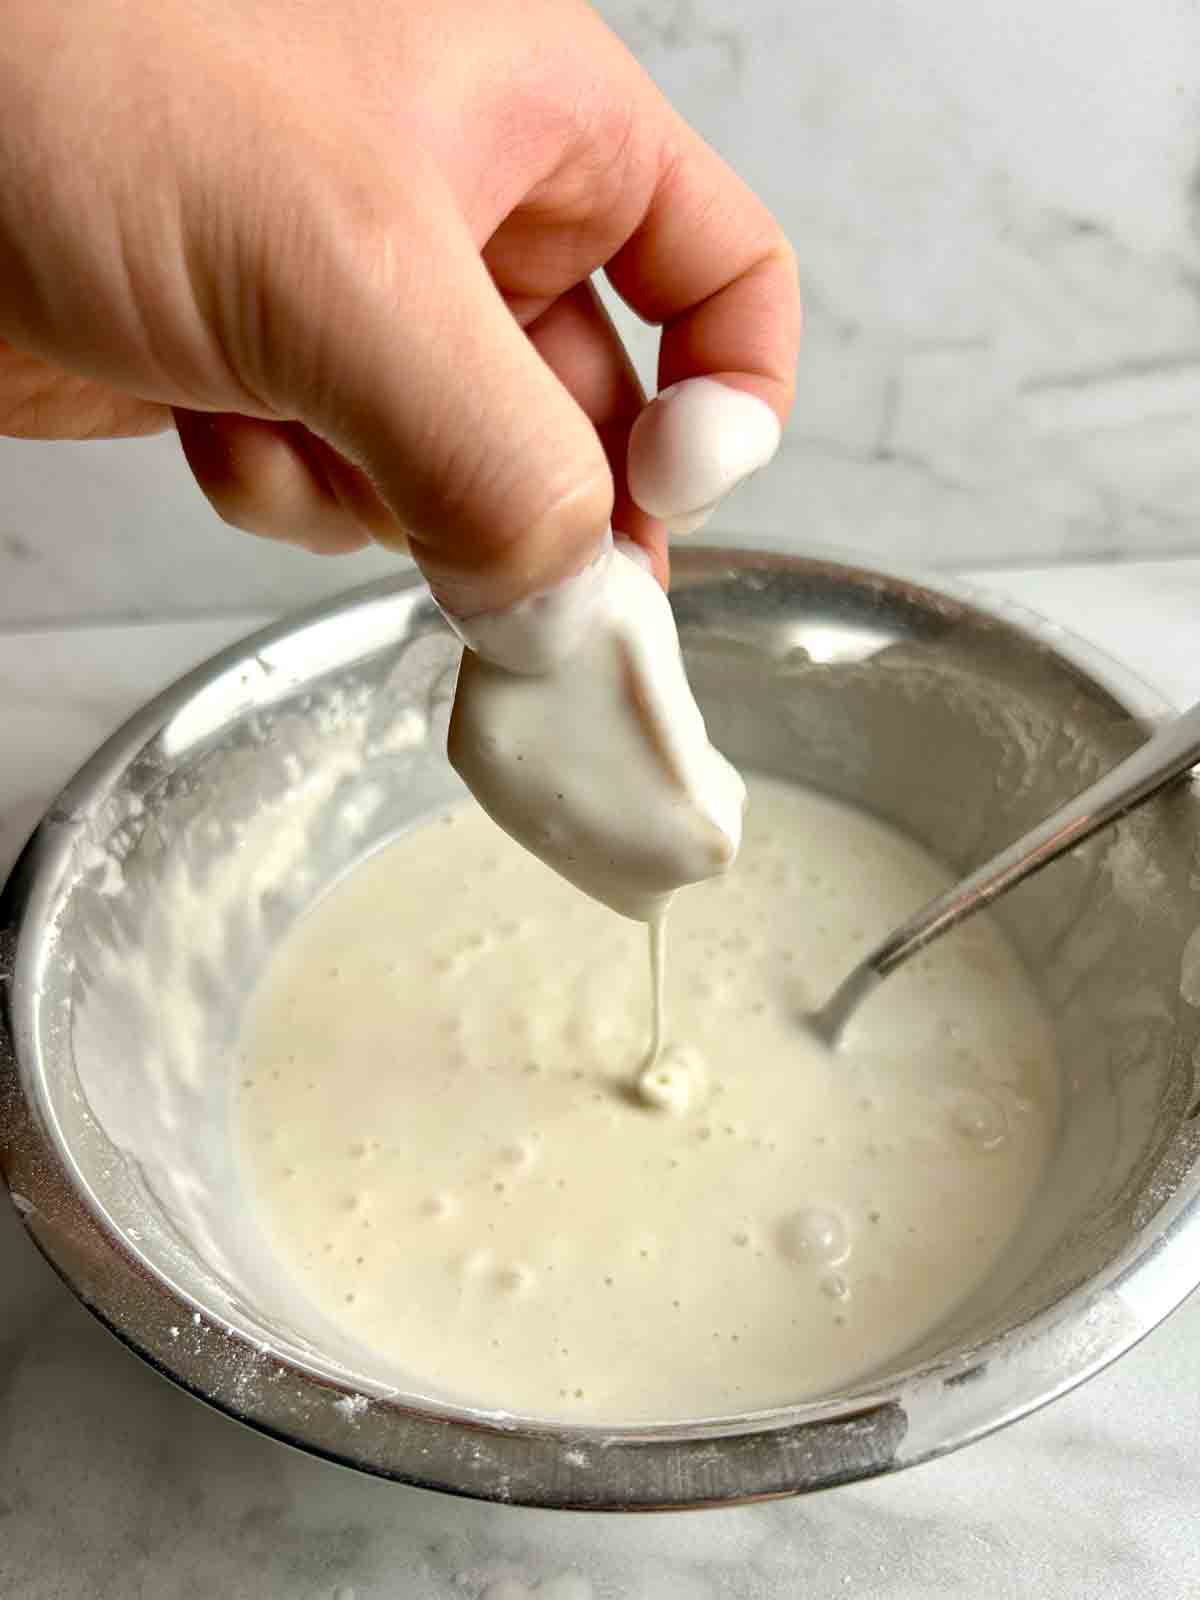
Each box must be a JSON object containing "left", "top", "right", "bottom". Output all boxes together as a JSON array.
[{"left": 807, "top": 697, "right": 1200, "bottom": 1047}]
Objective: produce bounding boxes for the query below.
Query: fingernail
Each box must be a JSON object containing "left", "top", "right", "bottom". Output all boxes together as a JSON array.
[{"left": 627, "top": 378, "right": 782, "bottom": 535}]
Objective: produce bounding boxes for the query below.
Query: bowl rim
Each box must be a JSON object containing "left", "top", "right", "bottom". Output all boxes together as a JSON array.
[{"left": 3, "top": 544, "right": 1199, "bottom": 1510}]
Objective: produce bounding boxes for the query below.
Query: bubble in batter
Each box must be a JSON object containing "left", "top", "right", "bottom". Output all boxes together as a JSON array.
[{"left": 778, "top": 1207, "right": 851, "bottom": 1267}]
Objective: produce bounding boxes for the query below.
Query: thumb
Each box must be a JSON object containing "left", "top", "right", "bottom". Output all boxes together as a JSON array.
[{"left": 301, "top": 187, "right": 614, "bottom": 620}]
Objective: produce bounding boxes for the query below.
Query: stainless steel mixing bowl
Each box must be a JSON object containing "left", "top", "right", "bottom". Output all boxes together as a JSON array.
[{"left": 3, "top": 549, "right": 1199, "bottom": 1510}]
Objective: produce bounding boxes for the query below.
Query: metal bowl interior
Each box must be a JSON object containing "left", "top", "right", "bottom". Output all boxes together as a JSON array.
[{"left": 3, "top": 548, "right": 1200, "bottom": 1510}]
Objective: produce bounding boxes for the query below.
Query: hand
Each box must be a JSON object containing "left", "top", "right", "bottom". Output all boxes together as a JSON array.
[{"left": 0, "top": 0, "right": 799, "bottom": 614}]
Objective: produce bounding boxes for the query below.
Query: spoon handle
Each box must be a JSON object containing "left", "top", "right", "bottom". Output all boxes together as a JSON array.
[{"left": 812, "top": 698, "right": 1200, "bottom": 1044}]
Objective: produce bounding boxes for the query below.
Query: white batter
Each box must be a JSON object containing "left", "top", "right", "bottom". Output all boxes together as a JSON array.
[
  {"left": 449, "top": 537, "right": 745, "bottom": 926},
  {"left": 237, "top": 777, "right": 1058, "bottom": 1423},
  {"left": 444, "top": 378, "right": 779, "bottom": 928},
  {"left": 626, "top": 376, "right": 783, "bottom": 536}
]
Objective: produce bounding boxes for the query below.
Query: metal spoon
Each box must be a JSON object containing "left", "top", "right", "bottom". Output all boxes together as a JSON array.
[{"left": 807, "top": 697, "right": 1200, "bottom": 1047}]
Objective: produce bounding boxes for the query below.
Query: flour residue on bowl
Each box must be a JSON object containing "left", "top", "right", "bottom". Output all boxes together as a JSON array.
[
  {"left": 66, "top": 653, "right": 463, "bottom": 1384},
  {"left": 235, "top": 776, "right": 1059, "bottom": 1422}
]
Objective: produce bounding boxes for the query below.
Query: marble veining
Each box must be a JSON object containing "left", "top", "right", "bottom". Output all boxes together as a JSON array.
[{"left": 598, "top": 0, "right": 1200, "bottom": 573}]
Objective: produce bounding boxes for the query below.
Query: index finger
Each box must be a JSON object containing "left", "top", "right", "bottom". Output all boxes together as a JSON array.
[{"left": 604, "top": 120, "right": 801, "bottom": 421}]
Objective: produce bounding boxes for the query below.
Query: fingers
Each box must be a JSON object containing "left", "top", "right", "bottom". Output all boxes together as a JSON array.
[
  {"left": 606, "top": 124, "right": 801, "bottom": 413},
  {"left": 305, "top": 188, "right": 615, "bottom": 619},
  {"left": 175, "top": 280, "right": 651, "bottom": 584},
  {"left": 523, "top": 280, "right": 667, "bottom": 588},
  {"left": 605, "top": 121, "right": 801, "bottom": 532},
  {"left": 626, "top": 376, "right": 783, "bottom": 537},
  {"left": 177, "top": 277, "right": 653, "bottom": 586},
  {"left": 174, "top": 411, "right": 395, "bottom": 555},
  {"left": 202, "top": 91, "right": 793, "bottom": 604},
  {"left": 0, "top": 342, "right": 169, "bottom": 439}
]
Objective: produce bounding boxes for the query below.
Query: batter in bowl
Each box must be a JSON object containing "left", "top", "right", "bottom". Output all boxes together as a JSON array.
[{"left": 237, "top": 776, "right": 1058, "bottom": 1422}]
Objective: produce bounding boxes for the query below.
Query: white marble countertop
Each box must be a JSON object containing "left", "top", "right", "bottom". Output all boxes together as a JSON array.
[{"left": 2, "top": 560, "right": 1199, "bottom": 1599}]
